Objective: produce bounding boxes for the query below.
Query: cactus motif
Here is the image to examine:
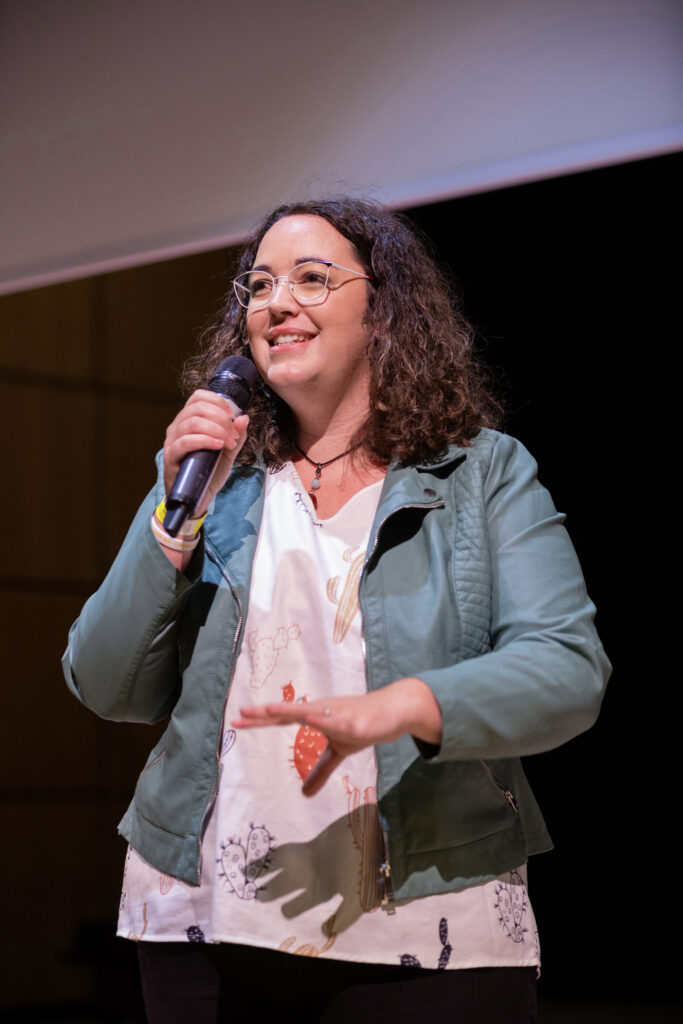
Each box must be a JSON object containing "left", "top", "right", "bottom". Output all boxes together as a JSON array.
[
  {"left": 437, "top": 917, "right": 453, "bottom": 970},
  {"left": 342, "top": 775, "right": 382, "bottom": 912},
  {"left": 292, "top": 721, "right": 327, "bottom": 781},
  {"left": 120, "top": 846, "right": 133, "bottom": 912},
  {"left": 282, "top": 682, "right": 328, "bottom": 781},
  {"left": 221, "top": 729, "right": 236, "bottom": 759},
  {"left": 120, "top": 849, "right": 149, "bottom": 939},
  {"left": 400, "top": 917, "right": 452, "bottom": 969},
  {"left": 326, "top": 546, "right": 364, "bottom": 643},
  {"left": 494, "top": 869, "right": 528, "bottom": 943},
  {"left": 279, "top": 914, "right": 338, "bottom": 958},
  {"left": 249, "top": 623, "right": 301, "bottom": 688},
  {"left": 123, "top": 901, "right": 149, "bottom": 941},
  {"left": 217, "top": 823, "right": 275, "bottom": 899},
  {"left": 159, "top": 872, "right": 174, "bottom": 895}
]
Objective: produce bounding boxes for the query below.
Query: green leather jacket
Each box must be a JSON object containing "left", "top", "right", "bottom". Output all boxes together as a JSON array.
[{"left": 63, "top": 429, "right": 610, "bottom": 901}]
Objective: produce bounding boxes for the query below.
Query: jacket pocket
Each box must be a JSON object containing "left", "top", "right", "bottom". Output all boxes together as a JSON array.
[
  {"left": 134, "top": 736, "right": 173, "bottom": 830},
  {"left": 480, "top": 759, "right": 519, "bottom": 813},
  {"left": 397, "top": 758, "right": 519, "bottom": 855}
]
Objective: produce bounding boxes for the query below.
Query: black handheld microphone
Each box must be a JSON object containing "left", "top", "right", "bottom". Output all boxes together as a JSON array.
[{"left": 163, "top": 355, "right": 259, "bottom": 536}]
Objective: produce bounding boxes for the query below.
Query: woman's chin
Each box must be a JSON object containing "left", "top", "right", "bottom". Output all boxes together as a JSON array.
[{"left": 261, "top": 351, "right": 320, "bottom": 391}]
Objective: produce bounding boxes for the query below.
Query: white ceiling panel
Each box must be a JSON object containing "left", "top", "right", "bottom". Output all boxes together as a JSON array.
[{"left": 1, "top": 0, "right": 681, "bottom": 294}]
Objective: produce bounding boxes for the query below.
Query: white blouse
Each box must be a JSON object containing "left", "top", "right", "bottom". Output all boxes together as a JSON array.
[{"left": 118, "top": 463, "right": 540, "bottom": 971}]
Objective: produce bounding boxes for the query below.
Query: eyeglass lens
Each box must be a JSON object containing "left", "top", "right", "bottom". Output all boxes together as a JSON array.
[{"left": 234, "top": 262, "right": 331, "bottom": 308}]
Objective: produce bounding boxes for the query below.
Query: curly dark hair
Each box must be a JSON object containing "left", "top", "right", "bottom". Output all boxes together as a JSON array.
[{"left": 181, "top": 197, "right": 502, "bottom": 466}]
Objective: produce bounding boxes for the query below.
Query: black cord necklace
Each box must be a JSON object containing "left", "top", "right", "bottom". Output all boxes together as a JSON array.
[{"left": 294, "top": 443, "right": 359, "bottom": 495}]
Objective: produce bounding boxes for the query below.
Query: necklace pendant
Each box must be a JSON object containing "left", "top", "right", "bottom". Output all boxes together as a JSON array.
[{"left": 294, "top": 441, "right": 358, "bottom": 497}]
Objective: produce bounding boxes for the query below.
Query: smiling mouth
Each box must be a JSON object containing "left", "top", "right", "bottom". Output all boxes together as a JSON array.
[{"left": 268, "top": 332, "right": 315, "bottom": 347}]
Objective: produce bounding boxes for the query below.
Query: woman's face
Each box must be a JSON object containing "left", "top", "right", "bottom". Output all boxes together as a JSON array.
[{"left": 245, "top": 215, "right": 372, "bottom": 417}]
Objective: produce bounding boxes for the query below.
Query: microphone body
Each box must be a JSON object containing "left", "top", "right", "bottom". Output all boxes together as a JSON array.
[{"left": 163, "top": 356, "right": 258, "bottom": 536}]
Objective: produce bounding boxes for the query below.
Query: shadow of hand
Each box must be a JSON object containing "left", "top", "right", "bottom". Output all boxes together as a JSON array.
[{"left": 255, "top": 809, "right": 381, "bottom": 935}]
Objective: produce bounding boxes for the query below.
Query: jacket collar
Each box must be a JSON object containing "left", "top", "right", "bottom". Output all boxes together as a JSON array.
[
  {"left": 411, "top": 443, "right": 469, "bottom": 472},
  {"left": 204, "top": 443, "right": 468, "bottom": 574},
  {"left": 377, "top": 445, "right": 467, "bottom": 506}
]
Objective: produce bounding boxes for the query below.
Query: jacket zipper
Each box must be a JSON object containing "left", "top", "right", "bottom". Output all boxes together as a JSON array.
[
  {"left": 358, "top": 496, "right": 445, "bottom": 644},
  {"left": 480, "top": 759, "right": 519, "bottom": 813},
  {"left": 359, "top": 496, "right": 445, "bottom": 908},
  {"left": 361, "top": 498, "right": 445, "bottom": 578},
  {"left": 195, "top": 544, "right": 244, "bottom": 883},
  {"left": 379, "top": 827, "right": 396, "bottom": 912}
]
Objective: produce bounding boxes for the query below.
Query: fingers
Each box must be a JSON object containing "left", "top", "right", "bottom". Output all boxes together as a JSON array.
[
  {"left": 303, "top": 706, "right": 344, "bottom": 732},
  {"left": 231, "top": 703, "right": 340, "bottom": 796},
  {"left": 302, "top": 745, "right": 342, "bottom": 797},
  {"left": 165, "top": 394, "right": 246, "bottom": 460},
  {"left": 163, "top": 389, "right": 250, "bottom": 500},
  {"left": 234, "top": 700, "right": 356, "bottom": 740},
  {"left": 231, "top": 685, "right": 438, "bottom": 796},
  {"left": 232, "top": 703, "right": 307, "bottom": 729},
  {"left": 234, "top": 700, "right": 340, "bottom": 729},
  {"left": 232, "top": 701, "right": 361, "bottom": 796}
]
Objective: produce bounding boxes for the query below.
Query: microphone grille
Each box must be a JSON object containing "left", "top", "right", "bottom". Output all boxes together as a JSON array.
[{"left": 207, "top": 356, "right": 259, "bottom": 409}]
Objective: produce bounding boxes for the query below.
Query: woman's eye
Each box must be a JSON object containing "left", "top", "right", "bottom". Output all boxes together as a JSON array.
[
  {"left": 250, "top": 277, "right": 272, "bottom": 296},
  {"left": 300, "top": 271, "right": 327, "bottom": 284}
]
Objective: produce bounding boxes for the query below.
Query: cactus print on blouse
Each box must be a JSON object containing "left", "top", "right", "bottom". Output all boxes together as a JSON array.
[
  {"left": 217, "top": 824, "right": 276, "bottom": 899},
  {"left": 221, "top": 729, "right": 236, "bottom": 758},
  {"left": 117, "top": 464, "right": 541, "bottom": 973},
  {"left": 400, "top": 917, "right": 453, "bottom": 970},
  {"left": 281, "top": 682, "right": 328, "bottom": 781},
  {"left": 279, "top": 913, "right": 338, "bottom": 958},
  {"left": 249, "top": 624, "right": 301, "bottom": 688},
  {"left": 343, "top": 775, "right": 382, "bottom": 912},
  {"left": 494, "top": 870, "right": 530, "bottom": 943},
  {"left": 326, "top": 546, "right": 364, "bottom": 643}
]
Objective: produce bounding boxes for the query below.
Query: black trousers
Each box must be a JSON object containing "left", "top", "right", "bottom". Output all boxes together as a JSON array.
[{"left": 138, "top": 940, "right": 538, "bottom": 1023}]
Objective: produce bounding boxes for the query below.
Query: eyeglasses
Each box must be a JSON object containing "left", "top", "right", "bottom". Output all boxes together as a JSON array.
[{"left": 232, "top": 260, "right": 372, "bottom": 310}]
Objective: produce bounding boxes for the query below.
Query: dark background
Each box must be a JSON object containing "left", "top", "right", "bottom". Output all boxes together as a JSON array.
[
  {"left": 0, "top": 150, "right": 677, "bottom": 1019},
  {"left": 409, "top": 152, "right": 674, "bottom": 1005}
]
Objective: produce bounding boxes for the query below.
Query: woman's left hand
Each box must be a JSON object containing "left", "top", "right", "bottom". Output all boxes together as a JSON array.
[{"left": 232, "top": 677, "right": 442, "bottom": 796}]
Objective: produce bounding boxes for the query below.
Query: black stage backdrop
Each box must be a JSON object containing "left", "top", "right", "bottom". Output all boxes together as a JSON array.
[{"left": 407, "top": 150, "right": 678, "bottom": 1003}]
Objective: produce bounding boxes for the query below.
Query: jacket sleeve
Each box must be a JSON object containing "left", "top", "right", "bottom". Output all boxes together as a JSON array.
[
  {"left": 419, "top": 433, "right": 611, "bottom": 761},
  {"left": 62, "top": 471, "right": 203, "bottom": 724}
]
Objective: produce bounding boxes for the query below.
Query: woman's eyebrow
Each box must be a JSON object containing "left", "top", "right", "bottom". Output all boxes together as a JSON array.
[{"left": 250, "top": 256, "right": 328, "bottom": 272}]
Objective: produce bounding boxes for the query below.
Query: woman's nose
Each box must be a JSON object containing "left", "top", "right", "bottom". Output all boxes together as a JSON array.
[{"left": 267, "top": 276, "right": 296, "bottom": 313}]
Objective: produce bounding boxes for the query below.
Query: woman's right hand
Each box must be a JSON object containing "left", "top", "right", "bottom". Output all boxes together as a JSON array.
[{"left": 163, "top": 389, "right": 250, "bottom": 518}]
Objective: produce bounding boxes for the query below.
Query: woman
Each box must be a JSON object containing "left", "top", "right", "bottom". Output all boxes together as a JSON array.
[{"left": 63, "top": 198, "right": 610, "bottom": 1022}]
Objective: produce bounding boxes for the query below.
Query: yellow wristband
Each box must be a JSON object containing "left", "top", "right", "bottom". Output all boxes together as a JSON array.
[
  {"left": 155, "top": 499, "right": 207, "bottom": 537},
  {"left": 151, "top": 514, "right": 200, "bottom": 552}
]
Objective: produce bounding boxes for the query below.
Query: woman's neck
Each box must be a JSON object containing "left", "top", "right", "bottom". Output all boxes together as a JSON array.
[
  {"left": 288, "top": 400, "right": 386, "bottom": 519},
  {"left": 293, "top": 402, "right": 368, "bottom": 464}
]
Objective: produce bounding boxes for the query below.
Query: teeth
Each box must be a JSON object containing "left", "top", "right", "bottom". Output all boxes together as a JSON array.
[{"left": 271, "top": 333, "right": 310, "bottom": 345}]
